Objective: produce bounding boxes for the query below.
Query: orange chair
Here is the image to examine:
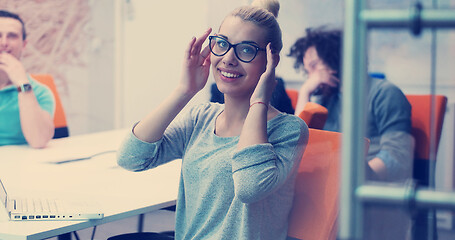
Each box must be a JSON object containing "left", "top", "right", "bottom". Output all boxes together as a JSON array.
[
  {"left": 406, "top": 94, "right": 447, "bottom": 186},
  {"left": 287, "top": 129, "right": 369, "bottom": 240},
  {"left": 298, "top": 102, "right": 328, "bottom": 130},
  {"left": 286, "top": 89, "right": 328, "bottom": 129},
  {"left": 31, "top": 74, "right": 69, "bottom": 139},
  {"left": 406, "top": 94, "right": 447, "bottom": 240},
  {"left": 286, "top": 89, "right": 299, "bottom": 110}
]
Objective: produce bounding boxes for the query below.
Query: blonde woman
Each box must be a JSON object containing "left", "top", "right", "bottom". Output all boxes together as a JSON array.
[{"left": 115, "top": 1, "right": 308, "bottom": 239}]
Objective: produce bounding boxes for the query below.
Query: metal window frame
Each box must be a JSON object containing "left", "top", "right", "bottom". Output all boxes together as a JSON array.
[{"left": 340, "top": 1, "right": 455, "bottom": 239}]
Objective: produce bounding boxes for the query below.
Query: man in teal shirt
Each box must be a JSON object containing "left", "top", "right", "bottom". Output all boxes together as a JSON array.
[{"left": 0, "top": 10, "right": 55, "bottom": 148}]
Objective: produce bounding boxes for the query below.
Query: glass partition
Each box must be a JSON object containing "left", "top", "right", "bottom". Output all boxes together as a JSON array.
[{"left": 342, "top": 0, "right": 455, "bottom": 239}]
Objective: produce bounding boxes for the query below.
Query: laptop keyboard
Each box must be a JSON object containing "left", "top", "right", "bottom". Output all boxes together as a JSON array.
[{"left": 15, "top": 198, "right": 59, "bottom": 213}]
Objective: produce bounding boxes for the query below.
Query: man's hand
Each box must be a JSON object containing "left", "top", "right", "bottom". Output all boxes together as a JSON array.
[
  {"left": 295, "top": 61, "right": 339, "bottom": 115},
  {"left": 0, "top": 51, "right": 28, "bottom": 86},
  {"left": 302, "top": 62, "right": 339, "bottom": 97}
]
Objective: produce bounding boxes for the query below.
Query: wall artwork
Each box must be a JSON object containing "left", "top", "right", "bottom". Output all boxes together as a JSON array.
[{"left": 0, "top": 0, "right": 92, "bottom": 97}]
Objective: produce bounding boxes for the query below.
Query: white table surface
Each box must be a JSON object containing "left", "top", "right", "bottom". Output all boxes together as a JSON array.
[{"left": 0, "top": 129, "right": 181, "bottom": 240}]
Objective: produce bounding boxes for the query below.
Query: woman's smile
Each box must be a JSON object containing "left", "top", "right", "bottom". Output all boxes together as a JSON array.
[{"left": 218, "top": 68, "right": 243, "bottom": 82}]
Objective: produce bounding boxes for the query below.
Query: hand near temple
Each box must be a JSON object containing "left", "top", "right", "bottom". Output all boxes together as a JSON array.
[
  {"left": 178, "top": 28, "right": 212, "bottom": 97},
  {"left": 250, "top": 43, "right": 280, "bottom": 105}
]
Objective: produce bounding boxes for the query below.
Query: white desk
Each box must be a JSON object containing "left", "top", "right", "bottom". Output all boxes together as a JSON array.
[{"left": 0, "top": 129, "right": 180, "bottom": 240}]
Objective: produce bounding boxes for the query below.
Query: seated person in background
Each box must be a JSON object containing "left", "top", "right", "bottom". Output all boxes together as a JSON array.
[
  {"left": 289, "top": 27, "right": 414, "bottom": 182},
  {"left": 210, "top": 76, "right": 295, "bottom": 114},
  {"left": 117, "top": 0, "right": 308, "bottom": 239},
  {"left": 0, "top": 10, "right": 55, "bottom": 148},
  {"left": 289, "top": 26, "right": 415, "bottom": 240}
]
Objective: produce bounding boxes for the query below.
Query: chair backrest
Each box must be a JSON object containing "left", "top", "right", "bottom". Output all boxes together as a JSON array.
[
  {"left": 406, "top": 94, "right": 447, "bottom": 161},
  {"left": 286, "top": 89, "right": 299, "bottom": 110},
  {"left": 31, "top": 74, "right": 69, "bottom": 139},
  {"left": 285, "top": 89, "right": 329, "bottom": 129},
  {"left": 287, "top": 129, "right": 369, "bottom": 240},
  {"left": 298, "top": 102, "right": 328, "bottom": 130},
  {"left": 406, "top": 94, "right": 447, "bottom": 186}
]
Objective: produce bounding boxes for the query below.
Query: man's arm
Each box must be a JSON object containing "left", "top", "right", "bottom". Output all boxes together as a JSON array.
[
  {"left": 17, "top": 86, "right": 54, "bottom": 148},
  {"left": 295, "top": 65, "right": 339, "bottom": 115},
  {"left": 0, "top": 52, "right": 54, "bottom": 148},
  {"left": 367, "top": 81, "right": 414, "bottom": 181}
]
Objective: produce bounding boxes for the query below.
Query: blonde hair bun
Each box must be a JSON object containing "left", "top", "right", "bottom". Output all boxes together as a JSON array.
[{"left": 251, "top": 0, "right": 280, "bottom": 18}]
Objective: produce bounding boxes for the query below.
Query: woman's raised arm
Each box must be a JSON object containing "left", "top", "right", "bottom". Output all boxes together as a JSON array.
[
  {"left": 237, "top": 43, "right": 279, "bottom": 150},
  {"left": 133, "top": 28, "right": 212, "bottom": 143}
]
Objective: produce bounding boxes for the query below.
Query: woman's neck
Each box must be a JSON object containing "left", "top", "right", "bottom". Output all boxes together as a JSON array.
[
  {"left": 224, "top": 96, "right": 250, "bottom": 120},
  {"left": 215, "top": 95, "right": 250, "bottom": 137},
  {"left": 214, "top": 95, "right": 280, "bottom": 137}
]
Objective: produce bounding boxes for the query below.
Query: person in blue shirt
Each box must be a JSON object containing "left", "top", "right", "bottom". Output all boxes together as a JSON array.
[
  {"left": 289, "top": 26, "right": 414, "bottom": 240},
  {"left": 116, "top": 0, "right": 308, "bottom": 239},
  {"left": 289, "top": 27, "right": 414, "bottom": 182},
  {"left": 0, "top": 10, "right": 55, "bottom": 148}
]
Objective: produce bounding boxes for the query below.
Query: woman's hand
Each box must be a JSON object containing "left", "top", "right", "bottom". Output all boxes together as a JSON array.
[
  {"left": 250, "top": 43, "right": 280, "bottom": 104},
  {"left": 178, "top": 28, "right": 212, "bottom": 97},
  {"left": 238, "top": 44, "right": 279, "bottom": 149}
]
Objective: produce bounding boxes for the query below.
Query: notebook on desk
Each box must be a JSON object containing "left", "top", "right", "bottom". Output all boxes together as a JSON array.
[{"left": 0, "top": 178, "right": 104, "bottom": 221}]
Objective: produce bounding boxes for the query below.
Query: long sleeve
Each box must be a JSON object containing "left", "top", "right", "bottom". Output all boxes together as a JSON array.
[
  {"left": 312, "top": 77, "right": 414, "bottom": 181},
  {"left": 231, "top": 118, "right": 308, "bottom": 203},
  {"left": 117, "top": 104, "right": 200, "bottom": 171},
  {"left": 367, "top": 78, "right": 414, "bottom": 181}
]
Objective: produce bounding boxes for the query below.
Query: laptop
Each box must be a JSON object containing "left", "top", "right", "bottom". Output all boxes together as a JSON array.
[{"left": 0, "top": 178, "right": 104, "bottom": 221}]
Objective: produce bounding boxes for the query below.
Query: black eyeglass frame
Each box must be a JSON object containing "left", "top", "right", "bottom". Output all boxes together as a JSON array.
[{"left": 208, "top": 36, "right": 266, "bottom": 63}]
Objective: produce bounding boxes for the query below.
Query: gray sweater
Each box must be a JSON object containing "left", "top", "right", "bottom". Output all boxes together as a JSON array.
[
  {"left": 313, "top": 77, "right": 414, "bottom": 181},
  {"left": 117, "top": 103, "right": 308, "bottom": 240}
]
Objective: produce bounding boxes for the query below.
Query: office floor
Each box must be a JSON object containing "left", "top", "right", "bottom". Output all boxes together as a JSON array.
[{"left": 45, "top": 210, "right": 455, "bottom": 240}]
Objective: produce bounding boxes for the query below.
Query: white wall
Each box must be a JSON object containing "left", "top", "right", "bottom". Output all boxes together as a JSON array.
[
  {"left": 87, "top": 0, "right": 116, "bottom": 133},
  {"left": 65, "top": 0, "right": 116, "bottom": 135},
  {"left": 118, "top": 0, "right": 210, "bottom": 128}
]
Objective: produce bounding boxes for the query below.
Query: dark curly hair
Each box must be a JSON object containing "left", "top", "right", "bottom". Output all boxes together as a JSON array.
[{"left": 288, "top": 27, "right": 342, "bottom": 79}]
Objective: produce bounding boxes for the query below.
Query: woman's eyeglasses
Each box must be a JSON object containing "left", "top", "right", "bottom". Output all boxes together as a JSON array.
[{"left": 208, "top": 36, "right": 265, "bottom": 63}]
